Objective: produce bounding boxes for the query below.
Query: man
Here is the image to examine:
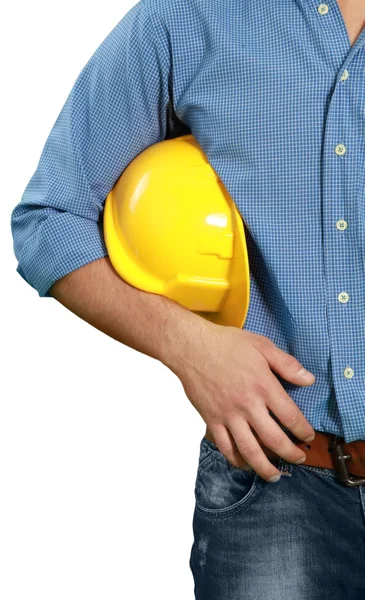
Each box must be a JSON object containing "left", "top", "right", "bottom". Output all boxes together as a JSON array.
[{"left": 10, "top": 0, "right": 365, "bottom": 597}]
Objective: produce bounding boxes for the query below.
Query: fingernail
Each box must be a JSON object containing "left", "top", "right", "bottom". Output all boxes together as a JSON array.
[
  {"left": 297, "top": 367, "right": 315, "bottom": 382},
  {"left": 268, "top": 474, "right": 281, "bottom": 483},
  {"left": 295, "top": 456, "right": 306, "bottom": 464},
  {"left": 304, "top": 435, "right": 315, "bottom": 442}
]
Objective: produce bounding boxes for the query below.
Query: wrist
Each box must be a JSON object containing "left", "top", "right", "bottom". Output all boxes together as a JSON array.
[{"left": 158, "top": 305, "right": 215, "bottom": 376}]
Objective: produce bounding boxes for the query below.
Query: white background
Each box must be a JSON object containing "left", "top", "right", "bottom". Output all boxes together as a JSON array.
[{"left": 1, "top": 1, "right": 205, "bottom": 597}]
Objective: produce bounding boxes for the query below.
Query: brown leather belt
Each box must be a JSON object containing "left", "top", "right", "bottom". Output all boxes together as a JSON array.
[{"left": 259, "top": 430, "right": 365, "bottom": 486}]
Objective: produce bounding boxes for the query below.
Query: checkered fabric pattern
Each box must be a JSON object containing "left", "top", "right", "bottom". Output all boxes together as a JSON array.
[{"left": 10, "top": 0, "right": 365, "bottom": 442}]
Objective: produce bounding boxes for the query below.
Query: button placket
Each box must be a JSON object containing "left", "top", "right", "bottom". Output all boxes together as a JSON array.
[{"left": 329, "top": 22, "right": 353, "bottom": 386}]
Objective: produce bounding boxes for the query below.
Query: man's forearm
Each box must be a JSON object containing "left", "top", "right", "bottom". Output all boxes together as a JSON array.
[{"left": 49, "top": 256, "right": 211, "bottom": 375}]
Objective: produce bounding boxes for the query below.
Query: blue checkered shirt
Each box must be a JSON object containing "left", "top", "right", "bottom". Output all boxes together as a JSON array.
[{"left": 11, "top": 0, "right": 365, "bottom": 442}]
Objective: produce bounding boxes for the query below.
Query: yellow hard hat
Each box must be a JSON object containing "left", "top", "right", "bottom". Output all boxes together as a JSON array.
[{"left": 103, "top": 133, "right": 250, "bottom": 328}]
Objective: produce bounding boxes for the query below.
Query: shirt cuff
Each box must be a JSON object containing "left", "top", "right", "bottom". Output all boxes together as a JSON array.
[{"left": 15, "top": 212, "right": 108, "bottom": 298}]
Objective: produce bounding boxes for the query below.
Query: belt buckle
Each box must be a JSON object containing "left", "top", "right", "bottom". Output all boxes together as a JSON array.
[{"left": 329, "top": 439, "right": 365, "bottom": 486}]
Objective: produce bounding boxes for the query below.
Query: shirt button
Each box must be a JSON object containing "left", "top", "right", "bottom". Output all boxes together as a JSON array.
[
  {"left": 336, "top": 219, "right": 348, "bottom": 230},
  {"left": 344, "top": 367, "right": 354, "bottom": 379},
  {"left": 338, "top": 292, "right": 349, "bottom": 303},
  {"left": 335, "top": 144, "right": 346, "bottom": 156},
  {"left": 340, "top": 69, "right": 349, "bottom": 81},
  {"left": 318, "top": 4, "right": 329, "bottom": 15}
]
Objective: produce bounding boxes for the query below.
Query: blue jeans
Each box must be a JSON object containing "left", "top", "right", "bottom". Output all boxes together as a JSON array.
[{"left": 189, "top": 434, "right": 365, "bottom": 599}]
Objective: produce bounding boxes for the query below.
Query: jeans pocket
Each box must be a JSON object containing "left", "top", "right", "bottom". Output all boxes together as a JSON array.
[
  {"left": 194, "top": 437, "right": 265, "bottom": 518},
  {"left": 197, "top": 436, "right": 218, "bottom": 468}
]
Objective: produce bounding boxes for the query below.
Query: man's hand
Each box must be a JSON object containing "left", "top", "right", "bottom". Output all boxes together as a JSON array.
[
  {"left": 49, "top": 257, "right": 315, "bottom": 484},
  {"left": 171, "top": 323, "right": 316, "bottom": 482}
]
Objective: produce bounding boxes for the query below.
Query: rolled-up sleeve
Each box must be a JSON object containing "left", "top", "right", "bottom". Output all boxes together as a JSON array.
[{"left": 10, "top": 0, "right": 171, "bottom": 297}]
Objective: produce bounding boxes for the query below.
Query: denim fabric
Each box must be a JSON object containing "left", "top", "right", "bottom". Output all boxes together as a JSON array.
[{"left": 190, "top": 435, "right": 365, "bottom": 599}]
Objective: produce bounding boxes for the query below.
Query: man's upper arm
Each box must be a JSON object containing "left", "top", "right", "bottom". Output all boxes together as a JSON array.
[{"left": 11, "top": 0, "right": 172, "bottom": 297}]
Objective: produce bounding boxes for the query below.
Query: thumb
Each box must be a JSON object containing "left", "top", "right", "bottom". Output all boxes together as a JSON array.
[{"left": 261, "top": 342, "right": 315, "bottom": 386}]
